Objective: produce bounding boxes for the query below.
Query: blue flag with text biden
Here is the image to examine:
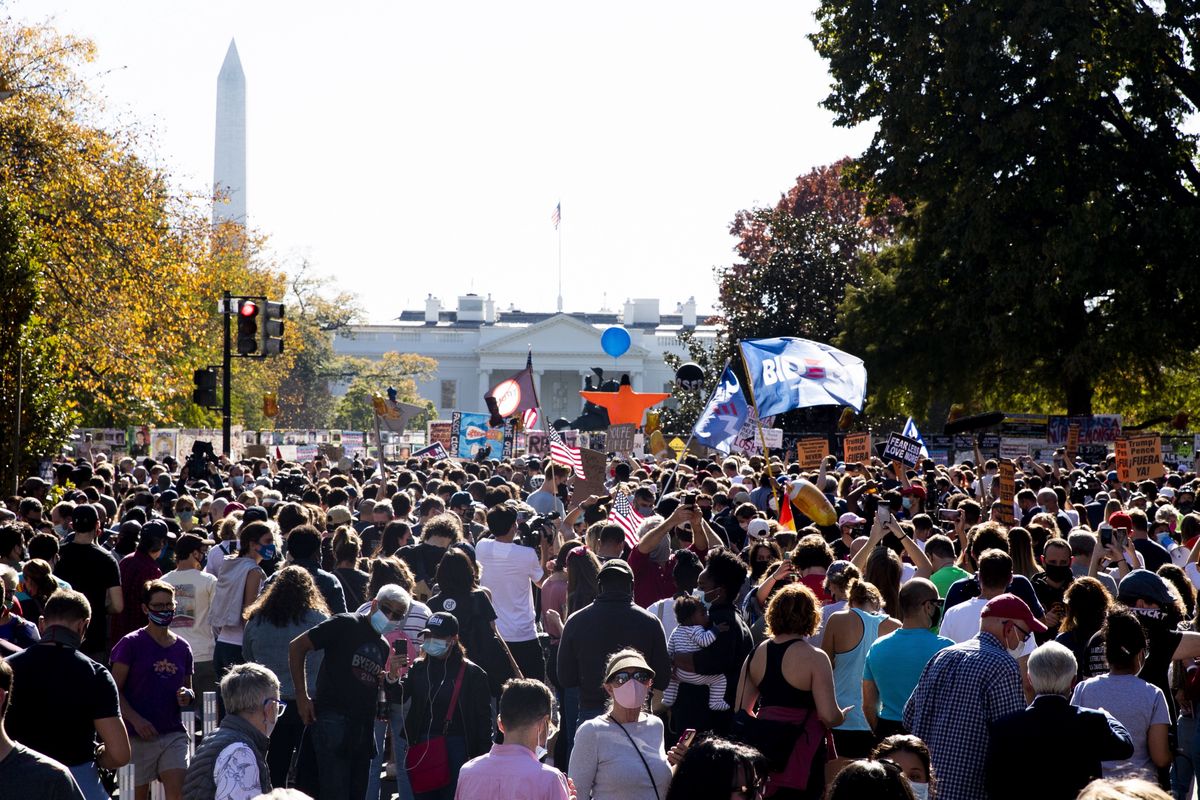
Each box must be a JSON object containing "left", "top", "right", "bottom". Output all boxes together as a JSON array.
[{"left": 739, "top": 337, "right": 867, "bottom": 417}]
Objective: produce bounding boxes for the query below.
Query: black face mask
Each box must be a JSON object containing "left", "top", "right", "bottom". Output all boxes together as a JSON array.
[
  {"left": 1044, "top": 564, "right": 1073, "bottom": 583},
  {"left": 1180, "top": 502, "right": 1194, "bottom": 515}
]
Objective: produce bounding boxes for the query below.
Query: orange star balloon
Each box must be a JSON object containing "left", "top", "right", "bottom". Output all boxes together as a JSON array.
[{"left": 579, "top": 385, "right": 671, "bottom": 426}]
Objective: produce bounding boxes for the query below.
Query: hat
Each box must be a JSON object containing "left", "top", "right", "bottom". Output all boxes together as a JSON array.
[
  {"left": 981, "top": 593, "right": 1048, "bottom": 633},
  {"left": 732, "top": 491, "right": 751, "bottom": 505},
  {"left": 900, "top": 485, "right": 927, "bottom": 499},
  {"left": 423, "top": 611, "right": 459, "bottom": 638},
  {"left": 222, "top": 502, "right": 246, "bottom": 518},
  {"left": 1106, "top": 471, "right": 1120, "bottom": 483},
  {"left": 71, "top": 503, "right": 99, "bottom": 531},
  {"left": 449, "top": 491, "right": 472, "bottom": 509},
  {"left": 597, "top": 558, "right": 635, "bottom": 585},
  {"left": 1108, "top": 511, "right": 1133, "bottom": 530},
  {"left": 159, "top": 489, "right": 179, "bottom": 503},
  {"left": 1159, "top": 487, "right": 1176, "bottom": 500},
  {"left": 746, "top": 519, "right": 771, "bottom": 540},
  {"left": 1119, "top": 569, "right": 1178, "bottom": 607},
  {"left": 838, "top": 512, "right": 867, "bottom": 528},
  {"left": 326, "top": 505, "right": 353, "bottom": 526},
  {"left": 242, "top": 506, "right": 269, "bottom": 523},
  {"left": 604, "top": 650, "right": 655, "bottom": 683},
  {"left": 175, "top": 532, "right": 214, "bottom": 560},
  {"left": 826, "top": 560, "right": 854, "bottom": 581},
  {"left": 141, "top": 519, "right": 173, "bottom": 542}
]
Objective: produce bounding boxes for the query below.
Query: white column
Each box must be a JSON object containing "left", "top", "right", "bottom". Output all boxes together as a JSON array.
[{"left": 478, "top": 370, "right": 491, "bottom": 411}]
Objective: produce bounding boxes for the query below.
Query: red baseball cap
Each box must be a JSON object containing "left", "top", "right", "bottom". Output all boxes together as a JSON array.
[
  {"left": 981, "top": 593, "right": 1048, "bottom": 633},
  {"left": 1108, "top": 511, "right": 1133, "bottom": 529}
]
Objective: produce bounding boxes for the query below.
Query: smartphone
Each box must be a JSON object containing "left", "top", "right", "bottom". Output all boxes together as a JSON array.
[
  {"left": 1115, "top": 527, "right": 1129, "bottom": 548},
  {"left": 938, "top": 508, "right": 961, "bottom": 522},
  {"left": 877, "top": 507, "right": 892, "bottom": 525},
  {"left": 1100, "top": 527, "right": 1112, "bottom": 547},
  {"left": 677, "top": 728, "right": 697, "bottom": 749}
]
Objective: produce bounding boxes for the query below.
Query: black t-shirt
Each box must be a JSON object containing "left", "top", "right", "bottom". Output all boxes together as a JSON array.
[
  {"left": 1133, "top": 538, "right": 1172, "bottom": 573},
  {"left": 0, "top": 744, "right": 85, "bottom": 800},
  {"left": 307, "top": 613, "right": 388, "bottom": 725},
  {"left": 53, "top": 542, "right": 120, "bottom": 656},
  {"left": 5, "top": 634, "right": 122, "bottom": 766},
  {"left": 333, "top": 567, "right": 370, "bottom": 611},
  {"left": 397, "top": 542, "right": 447, "bottom": 586}
]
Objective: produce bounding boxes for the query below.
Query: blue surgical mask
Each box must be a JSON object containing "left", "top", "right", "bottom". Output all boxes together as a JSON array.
[
  {"left": 231, "top": 476, "right": 244, "bottom": 489},
  {"left": 257, "top": 543, "right": 277, "bottom": 561},
  {"left": 902, "top": 497, "right": 913, "bottom": 510},
  {"left": 370, "top": 609, "right": 390, "bottom": 635},
  {"left": 691, "top": 587, "right": 715, "bottom": 611},
  {"left": 422, "top": 638, "right": 450, "bottom": 658}
]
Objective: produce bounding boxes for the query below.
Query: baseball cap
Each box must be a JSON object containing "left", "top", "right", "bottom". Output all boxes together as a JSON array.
[
  {"left": 746, "top": 519, "right": 771, "bottom": 540},
  {"left": 222, "top": 502, "right": 246, "bottom": 518},
  {"left": 1118, "top": 569, "right": 1177, "bottom": 608},
  {"left": 242, "top": 506, "right": 269, "bottom": 524},
  {"left": 175, "top": 532, "right": 214, "bottom": 561},
  {"left": 71, "top": 503, "right": 99, "bottom": 531},
  {"left": 141, "top": 519, "right": 173, "bottom": 543},
  {"left": 826, "top": 560, "right": 854, "bottom": 581},
  {"left": 838, "top": 512, "right": 867, "bottom": 528},
  {"left": 1108, "top": 511, "right": 1133, "bottom": 529},
  {"left": 326, "top": 505, "right": 353, "bottom": 526},
  {"left": 423, "top": 611, "right": 460, "bottom": 638},
  {"left": 1106, "top": 471, "right": 1120, "bottom": 483},
  {"left": 449, "top": 491, "right": 472, "bottom": 509},
  {"left": 981, "top": 593, "right": 1048, "bottom": 633},
  {"left": 604, "top": 650, "right": 655, "bottom": 683},
  {"left": 597, "top": 558, "right": 635, "bottom": 585}
]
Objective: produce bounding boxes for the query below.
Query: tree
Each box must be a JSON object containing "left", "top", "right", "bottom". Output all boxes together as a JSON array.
[
  {"left": 331, "top": 352, "right": 439, "bottom": 432},
  {"left": 812, "top": 0, "right": 1200, "bottom": 417},
  {"left": 716, "top": 160, "right": 894, "bottom": 366}
]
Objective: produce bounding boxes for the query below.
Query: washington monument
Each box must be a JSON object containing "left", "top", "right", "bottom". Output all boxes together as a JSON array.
[{"left": 213, "top": 39, "right": 246, "bottom": 225}]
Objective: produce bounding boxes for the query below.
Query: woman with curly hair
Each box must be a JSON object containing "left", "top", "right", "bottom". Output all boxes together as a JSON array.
[
  {"left": 242, "top": 564, "right": 330, "bottom": 785},
  {"left": 1055, "top": 577, "right": 1113, "bottom": 680}
]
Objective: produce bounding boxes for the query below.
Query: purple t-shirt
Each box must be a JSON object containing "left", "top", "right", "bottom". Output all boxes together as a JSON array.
[{"left": 110, "top": 628, "right": 193, "bottom": 736}]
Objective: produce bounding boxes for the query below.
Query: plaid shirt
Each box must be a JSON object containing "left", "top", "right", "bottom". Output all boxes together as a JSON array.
[{"left": 904, "top": 632, "right": 1024, "bottom": 800}]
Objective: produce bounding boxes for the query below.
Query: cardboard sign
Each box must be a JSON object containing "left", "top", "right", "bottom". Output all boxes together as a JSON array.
[
  {"left": 569, "top": 448, "right": 609, "bottom": 507},
  {"left": 762, "top": 428, "right": 783, "bottom": 449},
  {"left": 243, "top": 444, "right": 268, "bottom": 459},
  {"left": 883, "top": 433, "right": 924, "bottom": 468},
  {"left": 997, "top": 460, "right": 1016, "bottom": 525},
  {"left": 797, "top": 438, "right": 829, "bottom": 469},
  {"left": 413, "top": 441, "right": 449, "bottom": 461},
  {"left": 1066, "top": 423, "right": 1080, "bottom": 458},
  {"left": 607, "top": 423, "right": 636, "bottom": 454},
  {"left": 427, "top": 421, "right": 453, "bottom": 452},
  {"left": 1115, "top": 436, "right": 1165, "bottom": 482},
  {"left": 843, "top": 433, "right": 872, "bottom": 464},
  {"left": 526, "top": 431, "right": 549, "bottom": 458}
]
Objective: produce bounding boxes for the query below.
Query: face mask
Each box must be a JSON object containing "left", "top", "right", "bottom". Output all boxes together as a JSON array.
[
  {"left": 422, "top": 638, "right": 450, "bottom": 658},
  {"left": 148, "top": 610, "right": 175, "bottom": 627},
  {"left": 902, "top": 497, "right": 913, "bottom": 510},
  {"left": 231, "top": 476, "right": 244, "bottom": 489},
  {"left": 534, "top": 719, "right": 551, "bottom": 761},
  {"left": 53, "top": 524, "right": 68, "bottom": 537},
  {"left": 613, "top": 679, "right": 649, "bottom": 709},
  {"left": 370, "top": 609, "right": 391, "bottom": 635},
  {"left": 257, "top": 543, "right": 277, "bottom": 561},
  {"left": 691, "top": 587, "right": 715, "bottom": 611},
  {"left": 1157, "top": 532, "right": 1175, "bottom": 549},
  {"left": 910, "top": 782, "right": 930, "bottom": 800},
  {"left": 1004, "top": 624, "right": 1024, "bottom": 659},
  {"left": 1044, "top": 564, "right": 1073, "bottom": 583},
  {"left": 1181, "top": 503, "right": 1194, "bottom": 515},
  {"left": 178, "top": 511, "right": 194, "bottom": 522}
]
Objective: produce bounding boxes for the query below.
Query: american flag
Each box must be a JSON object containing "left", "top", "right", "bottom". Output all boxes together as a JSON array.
[
  {"left": 551, "top": 202, "right": 561, "bottom": 230},
  {"left": 609, "top": 489, "right": 645, "bottom": 549},
  {"left": 547, "top": 425, "right": 584, "bottom": 478},
  {"left": 522, "top": 408, "right": 539, "bottom": 430}
]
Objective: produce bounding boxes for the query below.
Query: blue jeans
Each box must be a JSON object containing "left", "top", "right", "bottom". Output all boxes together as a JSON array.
[
  {"left": 412, "top": 735, "right": 467, "bottom": 800},
  {"left": 311, "top": 711, "right": 373, "bottom": 800},
  {"left": 68, "top": 761, "right": 110, "bottom": 800},
  {"left": 367, "top": 703, "right": 412, "bottom": 800},
  {"left": 1177, "top": 714, "right": 1200, "bottom": 799}
]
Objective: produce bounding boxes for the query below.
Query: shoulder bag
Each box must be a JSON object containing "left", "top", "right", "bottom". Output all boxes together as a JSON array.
[{"left": 405, "top": 661, "right": 466, "bottom": 793}]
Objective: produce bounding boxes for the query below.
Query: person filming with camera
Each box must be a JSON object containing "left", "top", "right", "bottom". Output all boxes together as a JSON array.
[{"left": 476, "top": 502, "right": 556, "bottom": 683}]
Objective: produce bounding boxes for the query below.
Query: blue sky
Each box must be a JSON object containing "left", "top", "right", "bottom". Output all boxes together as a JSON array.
[{"left": 8, "top": 0, "right": 873, "bottom": 322}]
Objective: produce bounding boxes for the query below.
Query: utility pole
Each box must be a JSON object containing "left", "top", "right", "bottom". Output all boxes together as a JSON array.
[{"left": 222, "top": 290, "right": 232, "bottom": 456}]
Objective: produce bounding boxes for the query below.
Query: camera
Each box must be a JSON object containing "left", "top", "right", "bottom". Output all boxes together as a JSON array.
[
  {"left": 186, "top": 441, "right": 218, "bottom": 483},
  {"left": 519, "top": 513, "right": 558, "bottom": 548}
]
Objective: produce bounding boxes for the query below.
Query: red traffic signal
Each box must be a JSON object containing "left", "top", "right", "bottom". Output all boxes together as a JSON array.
[{"left": 239, "top": 300, "right": 258, "bottom": 317}]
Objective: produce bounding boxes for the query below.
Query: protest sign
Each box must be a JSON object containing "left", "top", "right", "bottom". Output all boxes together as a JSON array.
[
  {"left": 797, "top": 438, "right": 829, "bottom": 469},
  {"left": 569, "top": 448, "right": 608, "bottom": 507},
  {"left": 450, "top": 411, "right": 492, "bottom": 459},
  {"left": 526, "top": 431, "right": 549, "bottom": 458},
  {"left": 843, "top": 433, "right": 872, "bottom": 464},
  {"left": 427, "top": 421, "right": 453, "bottom": 452},
  {"left": 1047, "top": 415, "right": 1122, "bottom": 444},
  {"left": 668, "top": 437, "right": 687, "bottom": 457},
  {"left": 413, "top": 441, "right": 449, "bottom": 460},
  {"left": 997, "top": 460, "right": 1016, "bottom": 525},
  {"left": 1066, "top": 423, "right": 1080, "bottom": 458},
  {"left": 607, "top": 423, "right": 636, "bottom": 454},
  {"left": 883, "top": 433, "right": 924, "bottom": 468},
  {"left": 1115, "top": 436, "right": 1165, "bottom": 482},
  {"left": 762, "top": 428, "right": 783, "bottom": 448}
]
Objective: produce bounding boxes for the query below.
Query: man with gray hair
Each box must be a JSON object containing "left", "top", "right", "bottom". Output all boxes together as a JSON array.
[
  {"left": 985, "top": 641, "right": 1132, "bottom": 799},
  {"left": 182, "top": 662, "right": 281, "bottom": 800}
]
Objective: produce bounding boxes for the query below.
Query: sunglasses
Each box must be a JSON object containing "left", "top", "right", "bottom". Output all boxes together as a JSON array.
[{"left": 610, "top": 670, "right": 652, "bottom": 686}]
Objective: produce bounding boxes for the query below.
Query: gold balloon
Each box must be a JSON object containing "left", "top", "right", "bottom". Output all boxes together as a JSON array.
[{"left": 785, "top": 478, "right": 837, "bottom": 526}]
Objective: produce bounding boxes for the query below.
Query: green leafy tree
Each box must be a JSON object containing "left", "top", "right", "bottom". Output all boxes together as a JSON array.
[
  {"left": 331, "top": 352, "right": 439, "bottom": 431},
  {"left": 813, "top": 0, "right": 1200, "bottom": 417}
]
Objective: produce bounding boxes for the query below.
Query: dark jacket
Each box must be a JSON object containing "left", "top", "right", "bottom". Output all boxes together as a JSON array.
[
  {"left": 690, "top": 600, "right": 753, "bottom": 709},
  {"left": 183, "top": 713, "right": 271, "bottom": 800},
  {"left": 986, "top": 694, "right": 1133, "bottom": 800},
  {"left": 399, "top": 652, "right": 492, "bottom": 760},
  {"left": 557, "top": 589, "right": 670, "bottom": 709},
  {"left": 271, "top": 557, "right": 347, "bottom": 614}
]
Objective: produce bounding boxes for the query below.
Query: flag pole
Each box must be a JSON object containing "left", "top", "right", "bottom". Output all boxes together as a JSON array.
[
  {"left": 663, "top": 357, "right": 731, "bottom": 494},
  {"left": 556, "top": 203, "right": 563, "bottom": 313},
  {"left": 736, "top": 343, "right": 781, "bottom": 515}
]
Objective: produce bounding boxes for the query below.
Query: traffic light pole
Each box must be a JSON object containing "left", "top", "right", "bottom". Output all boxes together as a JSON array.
[{"left": 222, "top": 290, "right": 232, "bottom": 456}]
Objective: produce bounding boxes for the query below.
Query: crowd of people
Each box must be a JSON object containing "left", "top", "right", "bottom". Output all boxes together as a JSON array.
[{"left": 0, "top": 442, "right": 1199, "bottom": 800}]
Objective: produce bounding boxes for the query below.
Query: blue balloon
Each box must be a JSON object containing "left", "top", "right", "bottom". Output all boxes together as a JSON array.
[{"left": 600, "top": 326, "right": 631, "bottom": 358}]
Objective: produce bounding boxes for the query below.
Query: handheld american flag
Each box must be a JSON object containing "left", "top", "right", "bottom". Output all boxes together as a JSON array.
[
  {"left": 547, "top": 425, "right": 584, "bottom": 478},
  {"left": 608, "top": 489, "right": 645, "bottom": 550}
]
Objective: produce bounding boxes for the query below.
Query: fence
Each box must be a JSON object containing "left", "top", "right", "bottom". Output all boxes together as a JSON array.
[{"left": 114, "top": 691, "right": 217, "bottom": 798}]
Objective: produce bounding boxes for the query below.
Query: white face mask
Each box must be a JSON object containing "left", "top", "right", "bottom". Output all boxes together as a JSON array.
[{"left": 910, "top": 781, "right": 930, "bottom": 800}]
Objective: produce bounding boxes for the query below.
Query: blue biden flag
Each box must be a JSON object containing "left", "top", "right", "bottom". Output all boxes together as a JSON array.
[
  {"left": 692, "top": 365, "right": 751, "bottom": 454},
  {"left": 739, "top": 337, "right": 867, "bottom": 417}
]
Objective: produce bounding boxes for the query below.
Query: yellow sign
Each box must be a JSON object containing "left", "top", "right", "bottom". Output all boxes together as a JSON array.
[
  {"left": 997, "top": 460, "right": 1015, "bottom": 525},
  {"left": 668, "top": 436, "right": 686, "bottom": 457}
]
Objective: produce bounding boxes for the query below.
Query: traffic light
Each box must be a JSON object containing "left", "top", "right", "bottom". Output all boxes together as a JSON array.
[
  {"left": 236, "top": 299, "right": 259, "bottom": 355},
  {"left": 192, "top": 368, "right": 218, "bottom": 407},
  {"left": 262, "top": 301, "right": 285, "bottom": 355}
]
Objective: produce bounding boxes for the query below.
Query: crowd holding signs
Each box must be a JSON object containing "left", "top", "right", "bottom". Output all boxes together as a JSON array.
[{"left": 4, "top": 335, "right": 1200, "bottom": 800}]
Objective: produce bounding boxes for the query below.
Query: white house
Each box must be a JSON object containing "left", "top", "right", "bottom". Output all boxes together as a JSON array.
[{"left": 332, "top": 294, "right": 720, "bottom": 424}]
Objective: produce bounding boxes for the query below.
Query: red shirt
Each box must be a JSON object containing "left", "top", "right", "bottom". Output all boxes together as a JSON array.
[
  {"left": 628, "top": 546, "right": 705, "bottom": 608},
  {"left": 799, "top": 573, "right": 832, "bottom": 605},
  {"left": 110, "top": 551, "right": 162, "bottom": 649}
]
